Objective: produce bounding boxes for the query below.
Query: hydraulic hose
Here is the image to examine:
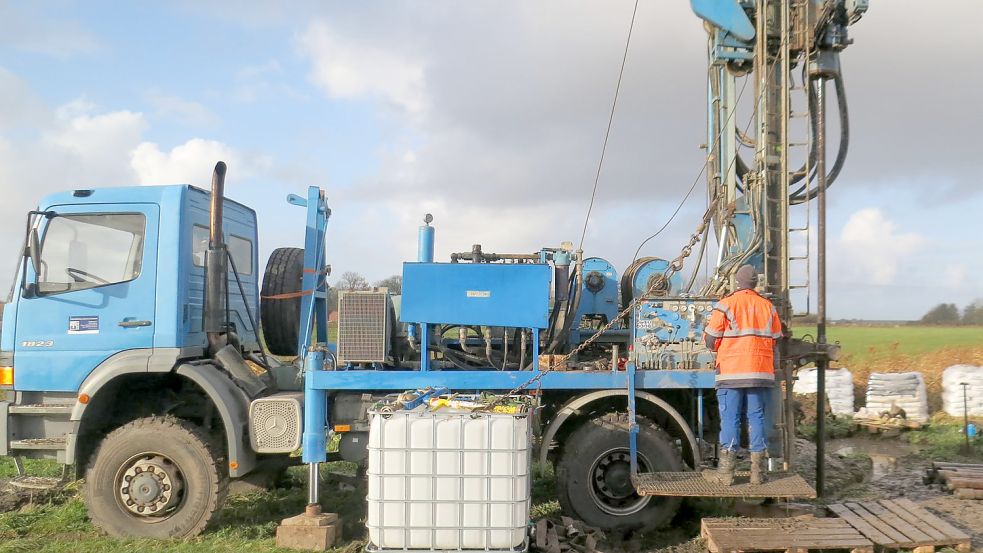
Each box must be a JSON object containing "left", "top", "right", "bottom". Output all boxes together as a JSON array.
[{"left": 790, "top": 73, "right": 849, "bottom": 203}]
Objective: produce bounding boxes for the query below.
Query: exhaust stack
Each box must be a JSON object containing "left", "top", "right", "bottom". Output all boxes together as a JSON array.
[{"left": 204, "top": 161, "right": 229, "bottom": 354}]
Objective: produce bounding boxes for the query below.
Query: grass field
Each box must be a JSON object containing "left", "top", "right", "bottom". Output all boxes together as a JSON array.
[{"left": 793, "top": 325, "right": 983, "bottom": 361}]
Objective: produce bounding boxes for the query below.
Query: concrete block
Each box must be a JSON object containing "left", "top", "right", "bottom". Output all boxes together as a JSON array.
[{"left": 275, "top": 505, "right": 341, "bottom": 551}]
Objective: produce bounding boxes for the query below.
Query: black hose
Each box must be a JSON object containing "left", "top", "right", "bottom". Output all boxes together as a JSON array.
[{"left": 790, "top": 74, "right": 849, "bottom": 203}]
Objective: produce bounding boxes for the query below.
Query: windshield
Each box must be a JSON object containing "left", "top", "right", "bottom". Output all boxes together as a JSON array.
[{"left": 37, "top": 213, "right": 146, "bottom": 294}]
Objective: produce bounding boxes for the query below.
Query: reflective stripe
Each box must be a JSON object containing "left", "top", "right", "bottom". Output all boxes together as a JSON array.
[
  {"left": 722, "top": 328, "right": 780, "bottom": 338},
  {"left": 716, "top": 372, "right": 775, "bottom": 382},
  {"left": 714, "top": 304, "right": 737, "bottom": 327},
  {"left": 705, "top": 327, "right": 723, "bottom": 338}
]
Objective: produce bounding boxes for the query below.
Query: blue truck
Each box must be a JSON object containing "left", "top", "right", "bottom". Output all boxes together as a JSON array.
[
  {"left": 0, "top": 170, "right": 723, "bottom": 537},
  {"left": 0, "top": 0, "right": 866, "bottom": 541}
]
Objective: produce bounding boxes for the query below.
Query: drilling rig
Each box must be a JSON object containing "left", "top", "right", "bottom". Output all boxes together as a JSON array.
[{"left": 0, "top": 0, "right": 867, "bottom": 539}]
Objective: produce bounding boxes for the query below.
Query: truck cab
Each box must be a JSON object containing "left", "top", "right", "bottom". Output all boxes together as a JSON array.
[{"left": 0, "top": 181, "right": 280, "bottom": 538}]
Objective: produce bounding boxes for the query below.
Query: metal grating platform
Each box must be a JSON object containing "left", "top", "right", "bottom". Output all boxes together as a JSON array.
[
  {"left": 701, "top": 517, "right": 873, "bottom": 553},
  {"left": 633, "top": 471, "right": 816, "bottom": 499}
]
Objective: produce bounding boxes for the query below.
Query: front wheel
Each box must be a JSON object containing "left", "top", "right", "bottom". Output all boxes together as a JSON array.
[
  {"left": 84, "top": 416, "right": 228, "bottom": 538},
  {"left": 556, "top": 414, "right": 682, "bottom": 531}
]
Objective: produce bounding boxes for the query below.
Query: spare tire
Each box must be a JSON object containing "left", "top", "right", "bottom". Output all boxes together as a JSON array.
[{"left": 261, "top": 247, "right": 304, "bottom": 356}]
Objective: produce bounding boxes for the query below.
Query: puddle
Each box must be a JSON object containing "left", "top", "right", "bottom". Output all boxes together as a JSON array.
[
  {"left": 869, "top": 453, "right": 899, "bottom": 480},
  {"left": 829, "top": 437, "right": 912, "bottom": 481}
]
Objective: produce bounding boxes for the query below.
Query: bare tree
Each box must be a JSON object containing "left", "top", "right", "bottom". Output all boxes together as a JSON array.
[
  {"left": 337, "top": 271, "right": 370, "bottom": 291},
  {"left": 374, "top": 275, "right": 402, "bottom": 295}
]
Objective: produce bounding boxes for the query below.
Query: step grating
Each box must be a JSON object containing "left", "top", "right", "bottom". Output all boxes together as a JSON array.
[{"left": 633, "top": 471, "right": 817, "bottom": 499}]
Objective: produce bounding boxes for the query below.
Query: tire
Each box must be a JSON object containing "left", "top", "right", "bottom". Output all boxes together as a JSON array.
[
  {"left": 556, "top": 414, "right": 682, "bottom": 532},
  {"left": 261, "top": 247, "right": 304, "bottom": 356},
  {"left": 84, "top": 416, "right": 228, "bottom": 538}
]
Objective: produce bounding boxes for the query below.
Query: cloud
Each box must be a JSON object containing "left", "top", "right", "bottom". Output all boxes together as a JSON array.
[
  {"left": 0, "top": 66, "right": 271, "bottom": 293},
  {"left": 297, "top": 20, "right": 427, "bottom": 115},
  {"left": 145, "top": 90, "right": 219, "bottom": 127},
  {"left": 837, "top": 208, "right": 925, "bottom": 286},
  {"left": 131, "top": 138, "right": 269, "bottom": 187}
]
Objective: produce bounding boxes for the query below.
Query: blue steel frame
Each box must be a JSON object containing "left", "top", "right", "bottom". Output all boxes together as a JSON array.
[{"left": 297, "top": 187, "right": 716, "bottom": 475}]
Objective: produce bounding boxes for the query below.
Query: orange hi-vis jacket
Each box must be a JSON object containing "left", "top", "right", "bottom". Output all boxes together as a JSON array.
[{"left": 704, "top": 289, "right": 783, "bottom": 388}]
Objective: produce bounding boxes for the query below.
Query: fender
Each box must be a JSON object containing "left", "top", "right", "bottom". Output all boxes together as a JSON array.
[
  {"left": 69, "top": 347, "right": 255, "bottom": 477},
  {"left": 175, "top": 363, "right": 256, "bottom": 477},
  {"left": 69, "top": 348, "right": 196, "bottom": 465},
  {"left": 539, "top": 390, "right": 701, "bottom": 468}
]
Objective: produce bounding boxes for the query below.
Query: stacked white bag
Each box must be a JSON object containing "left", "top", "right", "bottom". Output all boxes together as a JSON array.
[
  {"left": 793, "top": 367, "right": 855, "bottom": 416},
  {"left": 942, "top": 365, "right": 983, "bottom": 417},
  {"left": 864, "top": 372, "right": 930, "bottom": 423}
]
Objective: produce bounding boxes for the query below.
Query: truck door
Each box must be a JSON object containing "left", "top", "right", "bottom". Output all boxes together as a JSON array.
[{"left": 13, "top": 204, "right": 159, "bottom": 392}]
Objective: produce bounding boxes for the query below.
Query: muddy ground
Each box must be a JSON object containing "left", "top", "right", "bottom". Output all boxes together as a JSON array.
[
  {"left": 0, "top": 434, "right": 979, "bottom": 552},
  {"left": 633, "top": 435, "right": 983, "bottom": 553}
]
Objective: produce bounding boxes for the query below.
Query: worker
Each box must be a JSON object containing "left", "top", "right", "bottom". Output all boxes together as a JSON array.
[{"left": 703, "top": 264, "right": 783, "bottom": 486}]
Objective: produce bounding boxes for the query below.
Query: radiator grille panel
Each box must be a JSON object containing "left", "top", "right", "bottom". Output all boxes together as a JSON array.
[{"left": 337, "top": 292, "right": 390, "bottom": 363}]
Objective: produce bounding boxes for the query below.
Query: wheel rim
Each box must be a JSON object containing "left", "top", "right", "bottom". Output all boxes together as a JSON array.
[
  {"left": 115, "top": 453, "right": 186, "bottom": 520},
  {"left": 587, "top": 447, "right": 651, "bottom": 516}
]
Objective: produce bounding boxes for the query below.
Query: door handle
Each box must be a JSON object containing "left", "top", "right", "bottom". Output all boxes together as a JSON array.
[{"left": 118, "top": 320, "right": 152, "bottom": 328}]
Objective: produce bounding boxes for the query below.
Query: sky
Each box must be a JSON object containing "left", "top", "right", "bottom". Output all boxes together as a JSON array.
[{"left": 0, "top": 1, "right": 980, "bottom": 320}]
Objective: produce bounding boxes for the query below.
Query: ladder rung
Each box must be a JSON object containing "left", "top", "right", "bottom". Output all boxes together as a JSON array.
[{"left": 789, "top": 256, "right": 809, "bottom": 261}]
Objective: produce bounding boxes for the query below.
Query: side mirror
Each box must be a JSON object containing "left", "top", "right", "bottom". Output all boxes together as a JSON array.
[{"left": 28, "top": 228, "right": 41, "bottom": 276}]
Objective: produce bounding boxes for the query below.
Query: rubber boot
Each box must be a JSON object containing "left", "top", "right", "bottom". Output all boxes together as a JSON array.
[
  {"left": 750, "top": 452, "right": 767, "bottom": 485},
  {"left": 703, "top": 449, "right": 735, "bottom": 486}
]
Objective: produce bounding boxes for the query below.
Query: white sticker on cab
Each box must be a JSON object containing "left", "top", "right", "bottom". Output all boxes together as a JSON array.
[{"left": 466, "top": 290, "right": 491, "bottom": 298}]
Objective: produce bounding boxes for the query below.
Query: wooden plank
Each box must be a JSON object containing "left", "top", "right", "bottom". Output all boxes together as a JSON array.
[
  {"left": 878, "top": 500, "right": 949, "bottom": 541},
  {"left": 828, "top": 503, "right": 895, "bottom": 545},
  {"left": 859, "top": 501, "right": 935, "bottom": 544},
  {"left": 843, "top": 502, "right": 913, "bottom": 545},
  {"left": 890, "top": 498, "right": 972, "bottom": 541},
  {"left": 933, "top": 462, "right": 983, "bottom": 469},
  {"left": 945, "top": 477, "right": 983, "bottom": 491}
]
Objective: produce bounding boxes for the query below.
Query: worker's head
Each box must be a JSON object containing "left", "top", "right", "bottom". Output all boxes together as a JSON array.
[{"left": 735, "top": 264, "right": 758, "bottom": 291}]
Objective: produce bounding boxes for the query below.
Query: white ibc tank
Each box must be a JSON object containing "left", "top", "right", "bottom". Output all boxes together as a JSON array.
[{"left": 366, "top": 403, "right": 531, "bottom": 551}]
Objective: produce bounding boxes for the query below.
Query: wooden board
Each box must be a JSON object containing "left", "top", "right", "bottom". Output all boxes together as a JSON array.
[
  {"left": 701, "top": 517, "right": 873, "bottom": 553},
  {"left": 828, "top": 499, "right": 971, "bottom": 552}
]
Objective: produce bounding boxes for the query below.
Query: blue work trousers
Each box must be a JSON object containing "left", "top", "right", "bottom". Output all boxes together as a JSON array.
[{"left": 717, "top": 387, "right": 769, "bottom": 453}]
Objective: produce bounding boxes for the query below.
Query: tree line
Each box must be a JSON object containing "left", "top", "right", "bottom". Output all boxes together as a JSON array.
[
  {"left": 327, "top": 271, "right": 401, "bottom": 313},
  {"left": 920, "top": 301, "right": 983, "bottom": 325}
]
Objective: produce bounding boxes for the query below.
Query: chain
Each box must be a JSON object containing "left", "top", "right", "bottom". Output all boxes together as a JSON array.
[{"left": 477, "top": 198, "right": 722, "bottom": 411}]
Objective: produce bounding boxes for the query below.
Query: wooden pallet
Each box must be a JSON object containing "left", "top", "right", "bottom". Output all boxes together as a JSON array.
[
  {"left": 701, "top": 516, "right": 873, "bottom": 553},
  {"left": 853, "top": 418, "right": 922, "bottom": 436},
  {"left": 828, "top": 498, "right": 971, "bottom": 552}
]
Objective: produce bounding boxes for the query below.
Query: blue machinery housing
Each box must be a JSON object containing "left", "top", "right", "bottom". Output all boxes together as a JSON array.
[{"left": 296, "top": 187, "right": 716, "bottom": 470}]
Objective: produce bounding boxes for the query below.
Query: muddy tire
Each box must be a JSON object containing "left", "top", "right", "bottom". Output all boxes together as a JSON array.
[
  {"left": 261, "top": 247, "right": 304, "bottom": 355},
  {"left": 556, "top": 414, "right": 682, "bottom": 532},
  {"left": 84, "top": 416, "right": 227, "bottom": 538}
]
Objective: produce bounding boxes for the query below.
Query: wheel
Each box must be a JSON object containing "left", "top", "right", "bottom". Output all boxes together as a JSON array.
[
  {"left": 84, "top": 416, "right": 228, "bottom": 538},
  {"left": 260, "top": 247, "right": 304, "bottom": 356},
  {"left": 556, "top": 414, "right": 682, "bottom": 531}
]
